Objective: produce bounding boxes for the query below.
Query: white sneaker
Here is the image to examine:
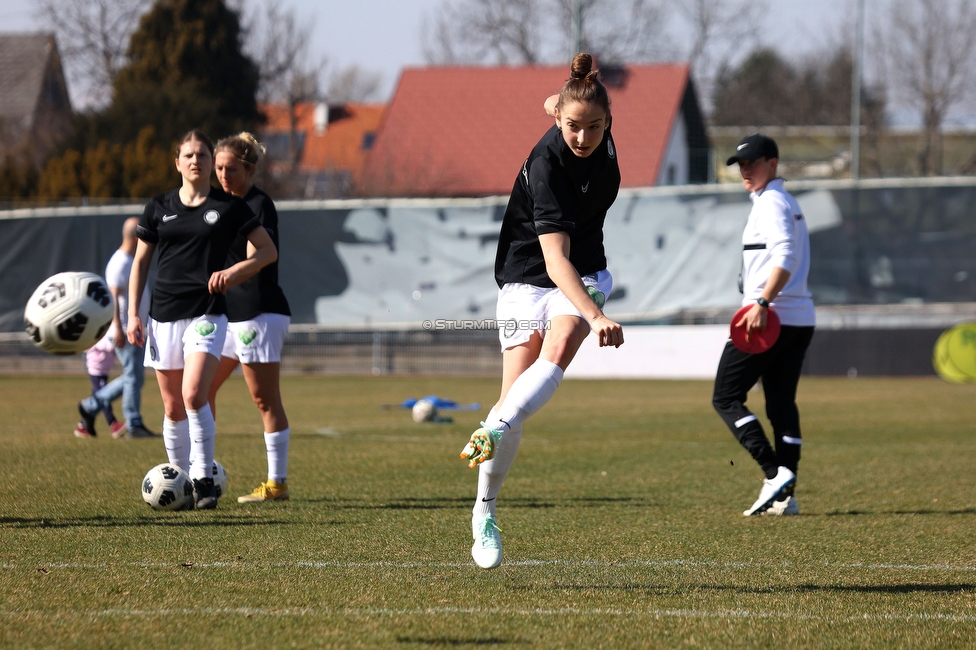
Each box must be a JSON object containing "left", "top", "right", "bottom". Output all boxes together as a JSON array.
[
  {"left": 761, "top": 495, "right": 799, "bottom": 516},
  {"left": 743, "top": 466, "right": 796, "bottom": 516},
  {"left": 471, "top": 515, "right": 503, "bottom": 569}
]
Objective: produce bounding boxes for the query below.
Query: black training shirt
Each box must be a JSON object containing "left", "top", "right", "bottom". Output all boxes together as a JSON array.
[
  {"left": 137, "top": 187, "right": 260, "bottom": 322},
  {"left": 223, "top": 186, "right": 291, "bottom": 321},
  {"left": 494, "top": 124, "right": 620, "bottom": 288}
]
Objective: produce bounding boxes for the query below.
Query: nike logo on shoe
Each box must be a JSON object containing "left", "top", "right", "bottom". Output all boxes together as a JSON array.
[{"left": 162, "top": 214, "right": 178, "bottom": 222}]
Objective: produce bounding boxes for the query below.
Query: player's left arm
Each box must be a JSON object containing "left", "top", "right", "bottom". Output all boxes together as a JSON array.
[
  {"left": 538, "top": 231, "right": 623, "bottom": 348},
  {"left": 737, "top": 266, "right": 791, "bottom": 334},
  {"left": 127, "top": 239, "right": 154, "bottom": 347},
  {"left": 109, "top": 284, "right": 125, "bottom": 347},
  {"left": 208, "top": 225, "right": 277, "bottom": 294},
  {"left": 737, "top": 196, "right": 796, "bottom": 333}
]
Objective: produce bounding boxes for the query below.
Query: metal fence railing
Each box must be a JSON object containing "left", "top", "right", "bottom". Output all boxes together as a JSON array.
[{"left": 0, "top": 328, "right": 503, "bottom": 376}]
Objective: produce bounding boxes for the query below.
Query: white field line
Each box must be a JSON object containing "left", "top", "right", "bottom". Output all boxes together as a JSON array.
[
  {"left": 4, "top": 559, "right": 976, "bottom": 572},
  {"left": 0, "top": 606, "right": 975, "bottom": 623}
]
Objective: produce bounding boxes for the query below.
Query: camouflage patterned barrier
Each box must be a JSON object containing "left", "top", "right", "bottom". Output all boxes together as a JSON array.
[{"left": 3, "top": 178, "right": 976, "bottom": 334}]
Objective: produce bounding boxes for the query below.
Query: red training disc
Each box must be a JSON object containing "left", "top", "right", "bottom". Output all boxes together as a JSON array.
[{"left": 730, "top": 305, "right": 781, "bottom": 354}]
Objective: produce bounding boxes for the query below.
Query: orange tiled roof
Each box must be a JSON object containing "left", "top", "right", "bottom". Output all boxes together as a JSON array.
[
  {"left": 360, "top": 63, "right": 691, "bottom": 197},
  {"left": 260, "top": 102, "right": 385, "bottom": 179}
]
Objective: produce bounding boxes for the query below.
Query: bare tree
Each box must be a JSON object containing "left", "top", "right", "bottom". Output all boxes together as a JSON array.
[
  {"left": 552, "top": 0, "right": 672, "bottom": 64},
  {"left": 244, "top": 0, "right": 324, "bottom": 105},
  {"left": 422, "top": 0, "right": 544, "bottom": 65},
  {"left": 241, "top": 0, "right": 325, "bottom": 173},
  {"left": 878, "top": 0, "right": 976, "bottom": 174},
  {"left": 676, "top": 0, "right": 767, "bottom": 110},
  {"left": 35, "top": 0, "right": 151, "bottom": 107},
  {"left": 326, "top": 66, "right": 383, "bottom": 104},
  {"left": 421, "top": 0, "right": 671, "bottom": 66}
]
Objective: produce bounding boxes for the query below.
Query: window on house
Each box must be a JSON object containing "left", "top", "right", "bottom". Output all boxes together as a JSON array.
[{"left": 362, "top": 132, "right": 376, "bottom": 150}]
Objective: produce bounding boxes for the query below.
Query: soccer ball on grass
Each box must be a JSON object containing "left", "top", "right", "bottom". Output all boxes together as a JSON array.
[
  {"left": 412, "top": 399, "right": 437, "bottom": 423},
  {"left": 142, "top": 463, "right": 194, "bottom": 511},
  {"left": 24, "top": 272, "right": 114, "bottom": 355}
]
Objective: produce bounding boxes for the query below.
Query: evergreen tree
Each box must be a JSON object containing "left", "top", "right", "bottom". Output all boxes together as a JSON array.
[
  {"left": 37, "top": 150, "right": 85, "bottom": 200},
  {"left": 122, "top": 126, "right": 174, "bottom": 198},
  {"left": 100, "top": 0, "right": 261, "bottom": 147},
  {"left": 84, "top": 141, "right": 124, "bottom": 198},
  {"left": 711, "top": 47, "right": 885, "bottom": 128},
  {"left": 0, "top": 148, "right": 40, "bottom": 201},
  {"left": 710, "top": 49, "right": 797, "bottom": 126}
]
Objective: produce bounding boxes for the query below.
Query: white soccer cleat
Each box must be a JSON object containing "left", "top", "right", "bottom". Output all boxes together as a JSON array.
[
  {"left": 743, "top": 466, "right": 796, "bottom": 516},
  {"left": 761, "top": 495, "right": 799, "bottom": 516},
  {"left": 471, "top": 515, "right": 503, "bottom": 569}
]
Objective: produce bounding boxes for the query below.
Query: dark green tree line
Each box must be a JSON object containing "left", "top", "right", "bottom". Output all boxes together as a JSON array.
[{"left": 710, "top": 47, "right": 885, "bottom": 128}]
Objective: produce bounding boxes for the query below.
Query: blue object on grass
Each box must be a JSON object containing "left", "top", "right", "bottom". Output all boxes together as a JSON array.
[{"left": 401, "top": 395, "right": 480, "bottom": 411}]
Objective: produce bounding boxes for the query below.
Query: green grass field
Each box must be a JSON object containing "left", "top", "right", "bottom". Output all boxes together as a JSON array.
[{"left": 3, "top": 373, "right": 976, "bottom": 648}]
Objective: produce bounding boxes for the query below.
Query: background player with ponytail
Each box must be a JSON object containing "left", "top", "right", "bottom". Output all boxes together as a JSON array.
[
  {"left": 460, "top": 53, "right": 624, "bottom": 569},
  {"left": 127, "top": 130, "right": 277, "bottom": 510},
  {"left": 208, "top": 132, "right": 293, "bottom": 503}
]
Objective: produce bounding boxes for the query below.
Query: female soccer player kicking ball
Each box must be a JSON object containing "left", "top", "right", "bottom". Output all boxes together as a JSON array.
[
  {"left": 128, "top": 130, "right": 277, "bottom": 509},
  {"left": 461, "top": 53, "right": 624, "bottom": 569},
  {"left": 208, "top": 132, "right": 293, "bottom": 503}
]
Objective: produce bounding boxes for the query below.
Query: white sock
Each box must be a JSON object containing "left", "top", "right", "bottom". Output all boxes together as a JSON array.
[
  {"left": 487, "top": 359, "right": 563, "bottom": 432},
  {"left": 163, "top": 417, "right": 190, "bottom": 472},
  {"left": 265, "top": 428, "right": 290, "bottom": 483},
  {"left": 187, "top": 404, "right": 216, "bottom": 481},
  {"left": 473, "top": 422, "right": 523, "bottom": 520}
]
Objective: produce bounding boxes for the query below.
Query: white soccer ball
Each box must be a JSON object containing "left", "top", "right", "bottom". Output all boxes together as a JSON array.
[
  {"left": 412, "top": 399, "right": 437, "bottom": 423},
  {"left": 192, "top": 459, "right": 228, "bottom": 501},
  {"left": 142, "top": 463, "right": 194, "bottom": 511},
  {"left": 24, "top": 272, "right": 114, "bottom": 355}
]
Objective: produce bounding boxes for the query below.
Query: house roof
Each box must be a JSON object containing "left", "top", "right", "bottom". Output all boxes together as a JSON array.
[
  {"left": 261, "top": 102, "right": 385, "bottom": 180},
  {"left": 0, "top": 33, "right": 63, "bottom": 123},
  {"left": 361, "top": 63, "right": 692, "bottom": 197}
]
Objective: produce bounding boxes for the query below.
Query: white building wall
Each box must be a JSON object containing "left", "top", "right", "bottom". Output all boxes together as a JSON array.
[{"left": 656, "top": 113, "right": 689, "bottom": 186}]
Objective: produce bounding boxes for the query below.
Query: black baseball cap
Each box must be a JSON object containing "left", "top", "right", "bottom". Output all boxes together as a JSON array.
[{"left": 726, "top": 133, "right": 779, "bottom": 166}]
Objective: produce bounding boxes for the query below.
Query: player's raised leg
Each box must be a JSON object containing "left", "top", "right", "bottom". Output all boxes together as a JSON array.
[{"left": 468, "top": 336, "right": 540, "bottom": 569}]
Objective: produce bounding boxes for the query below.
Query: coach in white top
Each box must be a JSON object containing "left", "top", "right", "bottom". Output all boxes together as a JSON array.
[
  {"left": 78, "top": 217, "right": 156, "bottom": 439},
  {"left": 713, "top": 133, "right": 815, "bottom": 517}
]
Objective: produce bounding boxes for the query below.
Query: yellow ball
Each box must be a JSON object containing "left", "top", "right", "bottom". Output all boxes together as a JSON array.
[{"left": 933, "top": 324, "right": 976, "bottom": 383}]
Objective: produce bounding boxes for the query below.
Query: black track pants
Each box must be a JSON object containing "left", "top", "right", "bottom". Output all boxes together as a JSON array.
[{"left": 712, "top": 325, "right": 815, "bottom": 478}]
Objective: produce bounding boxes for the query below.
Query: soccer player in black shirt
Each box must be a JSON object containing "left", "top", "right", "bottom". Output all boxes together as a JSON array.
[
  {"left": 460, "top": 54, "right": 624, "bottom": 568},
  {"left": 208, "top": 132, "right": 293, "bottom": 503},
  {"left": 127, "top": 130, "right": 278, "bottom": 510}
]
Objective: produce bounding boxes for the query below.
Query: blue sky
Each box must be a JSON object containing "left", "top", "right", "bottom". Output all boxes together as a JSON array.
[
  {"left": 1, "top": 0, "right": 857, "bottom": 101},
  {"left": 6, "top": 0, "right": 966, "bottom": 126}
]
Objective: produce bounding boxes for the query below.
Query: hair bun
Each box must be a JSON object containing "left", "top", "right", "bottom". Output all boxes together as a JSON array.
[
  {"left": 570, "top": 53, "right": 593, "bottom": 79},
  {"left": 237, "top": 131, "right": 267, "bottom": 158}
]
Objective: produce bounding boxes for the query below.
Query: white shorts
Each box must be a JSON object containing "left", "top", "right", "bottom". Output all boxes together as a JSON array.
[
  {"left": 496, "top": 269, "right": 613, "bottom": 350},
  {"left": 145, "top": 314, "right": 229, "bottom": 370},
  {"left": 221, "top": 313, "right": 290, "bottom": 364}
]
